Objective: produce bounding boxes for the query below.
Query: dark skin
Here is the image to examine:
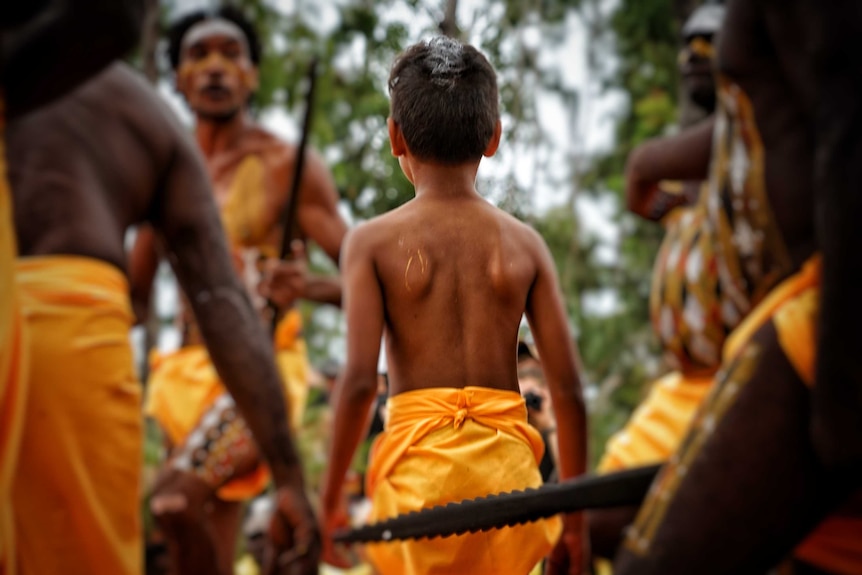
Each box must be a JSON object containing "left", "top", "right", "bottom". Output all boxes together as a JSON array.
[
  {"left": 321, "top": 118, "right": 589, "bottom": 574},
  {"left": 0, "top": 0, "right": 143, "bottom": 117},
  {"left": 129, "top": 24, "right": 345, "bottom": 575},
  {"left": 613, "top": 0, "right": 862, "bottom": 572},
  {"left": 8, "top": 64, "right": 320, "bottom": 575},
  {"left": 624, "top": 116, "right": 714, "bottom": 221}
]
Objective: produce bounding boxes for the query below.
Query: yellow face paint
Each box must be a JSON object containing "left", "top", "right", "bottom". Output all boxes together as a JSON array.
[
  {"left": 178, "top": 47, "right": 258, "bottom": 96},
  {"left": 677, "top": 36, "right": 715, "bottom": 66},
  {"left": 179, "top": 50, "right": 242, "bottom": 81}
]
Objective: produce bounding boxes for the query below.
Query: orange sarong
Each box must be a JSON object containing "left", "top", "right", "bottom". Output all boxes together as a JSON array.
[
  {"left": 13, "top": 256, "right": 141, "bottom": 575},
  {"left": 723, "top": 255, "right": 862, "bottom": 575},
  {"left": 144, "top": 310, "right": 309, "bottom": 501},
  {"left": 364, "top": 387, "right": 562, "bottom": 575},
  {"left": 597, "top": 370, "right": 714, "bottom": 473},
  {"left": 0, "top": 102, "right": 29, "bottom": 575}
]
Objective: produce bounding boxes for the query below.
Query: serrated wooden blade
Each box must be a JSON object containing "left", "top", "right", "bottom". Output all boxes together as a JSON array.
[{"left": 333, "top": 464, "right": 661, "bottom": 543}]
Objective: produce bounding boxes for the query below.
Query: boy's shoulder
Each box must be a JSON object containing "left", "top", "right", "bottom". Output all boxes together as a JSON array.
[
  {"left": 343, "top": 202, "right": 413, "bottom": 254},
  {"left": 489, "top": 204, "right": 548, "bottom": 250}
]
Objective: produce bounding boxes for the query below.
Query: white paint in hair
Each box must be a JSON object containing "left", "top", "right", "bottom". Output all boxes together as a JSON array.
[{"left": 425, "top": 36, "right": 465, "bottom": 87}]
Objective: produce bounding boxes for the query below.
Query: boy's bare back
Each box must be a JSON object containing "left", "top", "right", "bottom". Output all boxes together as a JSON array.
[
  {"left": 351, "top": 192, "right": 550, "bottom": 396},
  {"left": 325, "top": 38, "right": 586, "bottom": 572}
]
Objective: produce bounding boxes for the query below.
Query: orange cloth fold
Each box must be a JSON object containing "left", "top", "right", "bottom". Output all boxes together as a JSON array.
[
  {"left": 721, "top": 254, "right": 862, "bottom": 574},
  {"left": 13, "top": 256, "right": 141, "bottom": 575},
  {"left": 722, "top": 255, "right": 821, "bottom": 372},
  {"left": 365, "top": 386, "right": 562, "bottom": 575},
  {"left": 598, "top": 370, "right": 714, "bottom": 473},
  {"left": 0, "top": 105, "right": 29, "bottom": 575},
  {"left": 144, "top": 309, "right": 308, "bottom": 501}
]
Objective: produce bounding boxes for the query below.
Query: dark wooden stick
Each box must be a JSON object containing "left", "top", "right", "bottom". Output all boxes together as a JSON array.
[
  {"left": 269, "top": 57, "right": 319, "bottom": 336},
  {"left": 333, "top": 464, "right": 661, "bottom": 543}
]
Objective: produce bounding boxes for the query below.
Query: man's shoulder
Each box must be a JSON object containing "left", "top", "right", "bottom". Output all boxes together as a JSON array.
[
  {"left": 78, "top": 63, "right": 163, "bottom": 108},
  {"left": 241, "top": 125, "right": 296, "bottom": 158}
]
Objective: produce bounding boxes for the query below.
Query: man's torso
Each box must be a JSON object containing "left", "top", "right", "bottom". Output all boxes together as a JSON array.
[
  {"left": 8, "top": 64, "right": 173, "bottom": 274},
  {"left": 181, "top": 127, "right": 295, "bottom": 345}
]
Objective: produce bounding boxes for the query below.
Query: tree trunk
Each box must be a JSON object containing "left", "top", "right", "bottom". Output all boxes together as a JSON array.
[{"left": 439, "top": 0, "right": 460, "bottom": 38}]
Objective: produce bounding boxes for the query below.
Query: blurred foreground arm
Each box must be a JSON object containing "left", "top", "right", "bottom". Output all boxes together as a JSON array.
[
  {"left": 1, "top": 0, "right": 144, "bottom": 117},
  {"left": 151, "top": 107, "right": 319, "bottom": 573}
]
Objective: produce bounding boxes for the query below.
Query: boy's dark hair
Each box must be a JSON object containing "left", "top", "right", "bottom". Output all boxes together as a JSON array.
[
  {"left": 166, "top": 5, "right": 262, "bottom": 70},
  {"left": 388, "top": 37, "right": 499, "bottom": 165}
]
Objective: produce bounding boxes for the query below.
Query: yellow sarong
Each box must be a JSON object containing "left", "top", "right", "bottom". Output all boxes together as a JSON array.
[
  {"left": 597, "top": 370, "right": 714, "bottom": 473},
  {"left": 13, "top": 256, "right": 141, "bottom": 575},
  {"left": 0, "top": 98, "right": 29, "bottom": 575},
  {"left": 144, "top": 310, "right": 308, "bottom": 501},
  {"left": 722, "top": 255, "right": 862, "bottom": 575},
  {"left": 364, "top": 387, "right": 562, "bottom": 575}
]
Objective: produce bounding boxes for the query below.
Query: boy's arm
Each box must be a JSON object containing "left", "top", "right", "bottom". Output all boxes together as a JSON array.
[
  {"left": 321, "top": 225, "right": 383, "bottom": 524},
  {"left": 525, "top": 233, "right": 587, "bottom": 481},
  {"left": 524, "top": 230, "right": 587, "bottom": 575}
]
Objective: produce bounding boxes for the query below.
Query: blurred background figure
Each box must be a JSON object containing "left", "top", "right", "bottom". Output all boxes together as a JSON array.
[{"left": 518, "top": 339, "right": 560, "bottom": 483}]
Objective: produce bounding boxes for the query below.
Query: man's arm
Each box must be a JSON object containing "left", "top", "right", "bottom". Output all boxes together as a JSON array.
[
  {"left": 262, "top": 149, "right": 347, "bottom": 309},
  {"left": 525, "top": 229, "right": 588, "bottom": 575},
  {"left": 154, "top": 133, "right": 304, "bottom": 490},
  {"left": 764, "top": 0, "right": 862, "bottom": 467},
  {"left": 297, "top": 150, "right": 349, "bottom": 264},
  {"left": 146, "top": 107, "right": 319, "bottom": 572},
  {"left": 1, "top": 0, "right": 144, "bottom": 117},
  {"left": 320, "top": 225, "right": 383, "bottom": 563},
  {"left": 625, "top": 116, "right": 715, "bottom": 220}
]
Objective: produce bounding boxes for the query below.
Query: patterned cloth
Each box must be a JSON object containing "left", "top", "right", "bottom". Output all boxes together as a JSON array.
[
  {"left": 650, "top": 192, "right": 725, "bottom": 371},
  {"left": 706, "top": 76, "right": 794, "bottom": 330}
]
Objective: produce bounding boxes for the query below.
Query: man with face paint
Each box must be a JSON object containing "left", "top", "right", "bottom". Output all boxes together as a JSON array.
[
  {"left": 1, "top": 0, "right": 143, "bottom": 573},
  {"left": 130, "top": 6, "right": 347, "bottom": 574},
  {"left": 609, "top": 0, "right": 862, "bottom": 573},
  {"left": 590, "top": 4, "right": 725, "bottom": 564}
]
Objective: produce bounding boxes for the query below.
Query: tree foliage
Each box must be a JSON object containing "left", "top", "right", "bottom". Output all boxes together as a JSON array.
[{"left": 148, "top": 0, "right": 694, "bottom": 467}]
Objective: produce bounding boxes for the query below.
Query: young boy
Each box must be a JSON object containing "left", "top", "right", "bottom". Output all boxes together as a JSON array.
[{"left": 321, "top": 37, "right": 587, "bottom": 575}]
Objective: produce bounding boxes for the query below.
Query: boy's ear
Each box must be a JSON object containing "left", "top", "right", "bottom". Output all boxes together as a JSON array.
[
  {"left": 483, "top": 120, "right": 502, "bottom": 158},
  {"left": 388, "top": 117, "right": 407, "bottom": 157}
]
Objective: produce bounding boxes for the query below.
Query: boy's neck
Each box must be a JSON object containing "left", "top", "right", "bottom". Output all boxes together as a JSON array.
[{"left": 410, "top": 158, "right": 483, "bottom": 200}]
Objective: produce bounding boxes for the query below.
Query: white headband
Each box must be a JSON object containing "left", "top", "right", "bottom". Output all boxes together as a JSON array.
[{"left": 182, "top": 17, "right": 250, "bottom": 56}]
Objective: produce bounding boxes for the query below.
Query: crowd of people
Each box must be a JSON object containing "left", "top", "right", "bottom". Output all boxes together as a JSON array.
[{"left": 2, "top": 0, "right": 861, "bottom": 574}]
